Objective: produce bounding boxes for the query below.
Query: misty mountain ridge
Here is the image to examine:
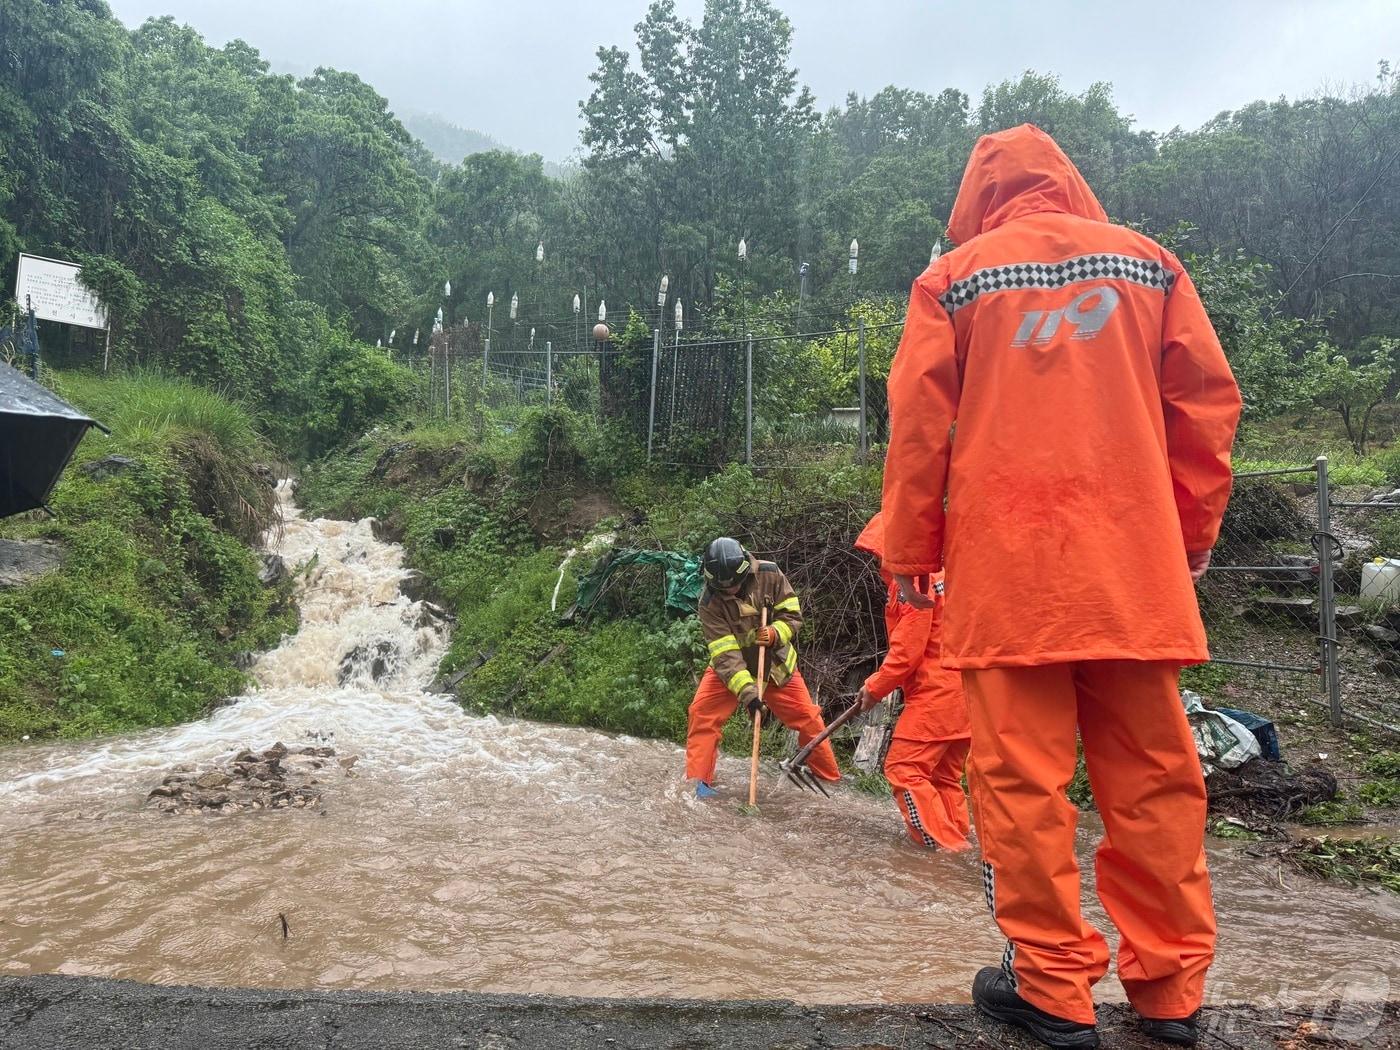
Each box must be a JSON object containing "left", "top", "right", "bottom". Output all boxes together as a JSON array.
[
  {"left": 400, "top": 111, "right": 509, "bottom": 164},
  {"left": 266, "top": 57, "right": 517, "bottom": 167}
]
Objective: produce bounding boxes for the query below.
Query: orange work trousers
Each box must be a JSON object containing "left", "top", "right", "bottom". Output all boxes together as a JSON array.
[
  {"left": 885, "top": 736, "right": 972, "bottom": 851},
  {"left": 685, "top": 667, "right": 840, "bottom": 784},
  {"left": 963, "top": 661, "right": 1215, "bottom": 1026}
]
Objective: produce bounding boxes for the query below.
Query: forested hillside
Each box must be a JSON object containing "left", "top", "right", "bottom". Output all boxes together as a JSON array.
[{"left": 2, "top": 0, "right": 1397, "bottom": 447}]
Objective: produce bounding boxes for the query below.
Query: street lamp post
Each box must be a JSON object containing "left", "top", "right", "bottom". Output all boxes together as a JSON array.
[
  {"left": 797, "top": 261, "right": 811, "bottom": 333},
  {"left": 484, "top": 292, "right": 494, "bottom": 391},
  {"left": 669, "top": 298, "right": 683, "bottom": 431},
  {"left": 573, "top": 293, "right": 581, "bottom": 348},
  {"left": 848, "top": 238, "right": 859, "bottom": 300},
  {"left": 535, "top": 241, "right": 544, "bottom": 317},
  {"left": 442, "top": 281, "right": 452, "bottom": 416},
  {"left": 738, "top": 238, "right": 748, "bottom": 336}
]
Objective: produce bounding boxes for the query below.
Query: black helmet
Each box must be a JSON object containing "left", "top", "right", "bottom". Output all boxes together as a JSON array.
[{"left": 702, "top": 537, "right": 750, "bottom": 589}]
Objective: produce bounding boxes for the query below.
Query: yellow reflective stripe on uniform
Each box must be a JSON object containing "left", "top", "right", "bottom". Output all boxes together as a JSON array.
[
  {"left": 782, "top": 645, "right": 797, "bottom": 674},
  {"left": 707, "top": 634, "right": 740, "bottom": 659},
  {"left": 726, "top": 669, "right": 756, "bottom": 696},
  {"left": 772, "top": 620, "right": 793, "bottom": 646},
  {"left": 774, "top": 595, "right": 800, "bottom": 614}
]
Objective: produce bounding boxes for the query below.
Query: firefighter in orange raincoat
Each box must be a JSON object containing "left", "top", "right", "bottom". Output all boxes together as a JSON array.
[
  {"left": 853, "top": 513, "right": 971, "bottom": 851},
  {"left": 882, "top": 125, "right": 1241, "bottom": 1048}
]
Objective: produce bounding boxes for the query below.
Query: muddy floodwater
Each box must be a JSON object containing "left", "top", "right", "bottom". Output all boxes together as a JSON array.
[{"left": 1, "top": 484, "right": 1396, "bottom": 1006}]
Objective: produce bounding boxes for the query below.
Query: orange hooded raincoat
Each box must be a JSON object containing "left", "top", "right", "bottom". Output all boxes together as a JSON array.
[
  {"left": 882, "top": 125, "right": 1239, "bottom": 1027},
  {"left": 855, "top": 513, "right": 971, "bottom": 850},
  {"left": 882, "top": 125, "right": 1242, "bottom": 669}
]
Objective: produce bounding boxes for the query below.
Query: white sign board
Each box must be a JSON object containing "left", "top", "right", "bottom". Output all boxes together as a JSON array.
[{"left": 15, "top": 253, "right": 108, "bottom": 330}]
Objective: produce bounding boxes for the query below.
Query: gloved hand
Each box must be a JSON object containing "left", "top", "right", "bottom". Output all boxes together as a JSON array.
[
  {"left": 754, "top": 625, "right": 777, "bottom": 647},
  {"left": 745, "top": 694, "right": 770, "bottom": 725}
]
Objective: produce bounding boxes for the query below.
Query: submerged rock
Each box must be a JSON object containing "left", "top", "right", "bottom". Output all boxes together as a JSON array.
[
  {"left": 398, "top": 570, "right": 431, "bottom": 603},
  {"left": 258, "top": 553, "right": 287, "bottom": 586},
  {"left": 337, "top": 640, "right": 399, "bottom": 684},
  {"left": 145, "top": 742, "right": 359, "bottom": 815}
]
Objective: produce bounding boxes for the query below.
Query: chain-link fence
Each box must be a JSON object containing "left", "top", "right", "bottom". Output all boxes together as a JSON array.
[
  {"left": 1195, "top": 461, "right": 1400, "bottom": 736},
  {"left": 1195, "top": 464, "right": 1339, "bottom": 724},
  {"left": 396, "top": 318, "right": 905, "bottom": 471}
]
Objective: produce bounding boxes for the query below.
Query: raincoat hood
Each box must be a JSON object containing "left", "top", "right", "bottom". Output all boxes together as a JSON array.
[{"left": 946, "top": 124, "right": 1108, "bottom": 245}]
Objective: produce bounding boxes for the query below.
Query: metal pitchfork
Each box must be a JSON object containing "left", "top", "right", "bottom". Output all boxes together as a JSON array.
[{"left": 778, "top": 698, "right": 864, "bottom": 796}]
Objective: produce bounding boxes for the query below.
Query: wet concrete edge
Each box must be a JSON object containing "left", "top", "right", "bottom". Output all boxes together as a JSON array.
[{"left": 2, "top": 974, "right": 1398, "bottom": 1049}]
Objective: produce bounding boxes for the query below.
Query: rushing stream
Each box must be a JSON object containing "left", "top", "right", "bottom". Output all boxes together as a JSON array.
[{"left": 1, "top": 483, "right": 1396, "bottom": 1005}]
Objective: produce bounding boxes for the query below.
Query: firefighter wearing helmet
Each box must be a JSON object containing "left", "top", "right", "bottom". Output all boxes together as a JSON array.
[{"left": 686, "top": 537, "right": 840, "bottom": 798}]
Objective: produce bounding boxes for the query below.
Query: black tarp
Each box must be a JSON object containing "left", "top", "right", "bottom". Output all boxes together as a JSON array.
[{"left": 0, "top": 362, "right": 106, "bottom": 518}]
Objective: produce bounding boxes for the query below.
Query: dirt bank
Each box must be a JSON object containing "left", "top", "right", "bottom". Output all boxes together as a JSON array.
[{"left": 1, "top": 976, "right": 1396, "bottom": 1049}]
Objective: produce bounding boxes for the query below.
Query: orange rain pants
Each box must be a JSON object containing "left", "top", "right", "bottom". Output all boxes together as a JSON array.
[
  {"left": 685, "top": 667, "right": 840, "bottom": 784},
  {"left": 885, "top": 736, "right": 971, "bottom": 851},
  {"left": 964, "top": 660, "right": 1216, "bottom": 1026}
]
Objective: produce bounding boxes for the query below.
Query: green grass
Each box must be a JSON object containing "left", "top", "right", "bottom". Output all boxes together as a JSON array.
[
  {"left": 0, "top": 372, "right": 295, "bottom": 742},
  {"left": 54, "top": 370, "right": 265, "bottom": 461},
  {"left": 1358, "top": 751, "right": 1400, "bottom": 808},
  {"left": 1231, "top": 456, "right": 1388, "bottom": 487}
]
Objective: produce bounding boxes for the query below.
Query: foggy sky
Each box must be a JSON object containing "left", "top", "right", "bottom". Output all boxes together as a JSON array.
[{"left": 105, "top": 0, "right": 1400, "bottom": 160}]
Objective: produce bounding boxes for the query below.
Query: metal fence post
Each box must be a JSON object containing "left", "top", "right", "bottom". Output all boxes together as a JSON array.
[
  {"left": 857, "top": 319, "right": 868, "bottom": 463},
  {"left": 482, "top": 337, "right": 489, "bottom": 393},
  {"left": 669, "top": 327, "right": 680, "bottom": 432},
  {"left": 1315, "top": 456, "right": 1343, "bottom": 726},
  {"left": 745, "top": 334, "right": 753, "bottom": 466},
  {"left": 444, "top": 330, "right": 452, "bottom": 419},
  {"left": 546, "top": 340, "right": 552, "bottom": 406},
  {"left": 647, "top": 328, "right": 660, "bottom": 461}
]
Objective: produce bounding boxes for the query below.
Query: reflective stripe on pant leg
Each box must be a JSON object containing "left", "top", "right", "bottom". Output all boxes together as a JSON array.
[
  {"left": 1075, "top": 660, "right": 1216, "bottom": 1019},
  {"left": 763, "top": 671, "right": 840, "bottom": 780},
  {"left": 964, "top": 665, "right": 1108, "bottom": 1026},
  {"left": 886, "top": 737, "right": 971, "bottom": 851},
  {"left": 685, "top": 668, "right": 738, "bottom": 782}
]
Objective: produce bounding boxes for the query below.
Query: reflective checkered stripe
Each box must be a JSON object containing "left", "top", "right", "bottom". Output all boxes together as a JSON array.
[
  {"left": 937, "top": 253, "right": 1176, "bottom": 315},
  {"left": 901, "top": 790, "right": 937, "bottom": 848},
  {"left": 1001, "top": 941, "right": 1019, "bottom": 990},
  {"left": 983, "top": 860, "right": 1019, "bottom": 990}
]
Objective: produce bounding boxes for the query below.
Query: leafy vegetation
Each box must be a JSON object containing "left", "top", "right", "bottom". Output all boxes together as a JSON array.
[
  {"left": 4, "top": 0, "right": 1398, "bottom": 441},
  {"left": 1286, "top": 835, "right": 1400, "bottom": 893},
  {"left": 0, "top": 373, "right": 295, "bottom": 742}
]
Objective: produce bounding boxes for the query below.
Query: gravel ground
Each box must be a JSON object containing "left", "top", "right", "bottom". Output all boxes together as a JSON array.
[{"left": 2, "top": 975, "right": 1398, "bottom": 1049}]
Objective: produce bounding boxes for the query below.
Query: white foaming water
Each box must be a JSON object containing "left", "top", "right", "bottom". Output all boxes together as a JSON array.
[{"left": 0, "top": 481, "right": 491, "bottom": 799}]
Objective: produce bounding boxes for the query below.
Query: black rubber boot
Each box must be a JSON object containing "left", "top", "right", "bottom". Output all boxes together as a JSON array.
[
  {"left": 972, "top": 966, "right": 1100, "bottom": 1049},
  {"left": 1140, "top": 1011, "right": 1200, "bottom": 1046}
]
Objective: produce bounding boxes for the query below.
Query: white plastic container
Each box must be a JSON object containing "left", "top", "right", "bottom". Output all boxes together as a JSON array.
[{"left": 1360, "top": 558, "right": 1400, "bottom": 605}]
